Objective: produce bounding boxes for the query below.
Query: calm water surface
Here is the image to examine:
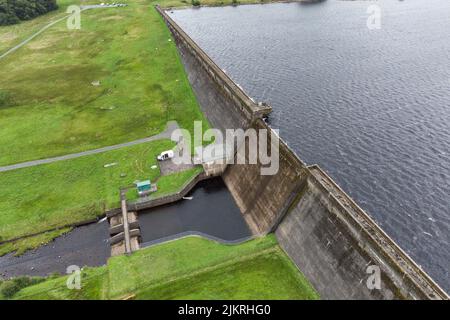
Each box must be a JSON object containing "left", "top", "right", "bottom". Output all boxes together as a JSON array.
[
  {"left": 139, "top": 178, "right": 251, "bottom": 245},
  {"left": 0, "top": 221, "right": 109, "bottom": 279},
  {"left": 170, "top": 0, "right": 450, "bottom": 291}
]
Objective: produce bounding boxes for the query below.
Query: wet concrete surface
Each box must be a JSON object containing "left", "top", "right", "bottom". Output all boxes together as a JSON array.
[
  {"left": 139, "top": 177, "right": 251, "bottom": 244},
  {"left": 0, "top": 221, "right": 110, "bottom": 279}
]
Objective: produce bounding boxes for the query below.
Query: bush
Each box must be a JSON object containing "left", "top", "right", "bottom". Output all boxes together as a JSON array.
[
  {"left": 0, "top": 11, "right": 19, "bottom": 25},
  {"left": 0, "top": 276, "right": 46, "bottom": 298},
  {"left": 0, "top": 0, "right": 58, "bottom": 26},
  {"left": 0, "top": 91, "right": 13, "bottom": 108},
  {"left": 191, "top": 0, "right": 201, "bottom": 7}
]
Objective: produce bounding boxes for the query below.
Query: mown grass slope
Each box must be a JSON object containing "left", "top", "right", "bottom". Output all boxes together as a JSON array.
[
  {"left": 10, "top": 236, "right": 319, "bottom": 300},
  {"left": 0, "top": 0, "right": 208, "bottom": 166},
  {"left": 0, "top": 139, "right": 199, "bottom": 246}
]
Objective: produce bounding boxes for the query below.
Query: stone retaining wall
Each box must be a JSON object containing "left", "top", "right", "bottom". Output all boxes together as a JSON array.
[{"left": 106, "top": 169, "right": 209, "bottom": 217}]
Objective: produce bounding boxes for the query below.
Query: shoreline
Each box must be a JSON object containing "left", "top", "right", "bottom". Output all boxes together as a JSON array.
[{"left": 161, "top": 0, "right": 319, "bottom": 11}]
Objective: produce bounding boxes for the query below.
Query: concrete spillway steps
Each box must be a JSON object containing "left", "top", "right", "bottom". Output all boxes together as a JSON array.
[{"left": 109, "top": 212, "right": 141, "bottom": 256}]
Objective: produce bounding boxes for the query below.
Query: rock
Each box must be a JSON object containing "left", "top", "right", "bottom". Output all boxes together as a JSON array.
[
  {"left": 91, "top": 80, "right": 101, "bottom": 86},
  {"left": 100, "top": 106, "right": 115, "bottom": 110},
  {"left": 104, "top": 162, "right": 118, "bottom": 168}
]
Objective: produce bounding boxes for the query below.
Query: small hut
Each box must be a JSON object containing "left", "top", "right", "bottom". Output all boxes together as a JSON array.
[{"left": 136, "top": 180, "right": 153, "bottom": 197}]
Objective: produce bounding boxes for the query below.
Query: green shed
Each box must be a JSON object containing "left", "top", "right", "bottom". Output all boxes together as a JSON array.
[{"left": 136, "top": 180, "right": 151, "bottom": 194}]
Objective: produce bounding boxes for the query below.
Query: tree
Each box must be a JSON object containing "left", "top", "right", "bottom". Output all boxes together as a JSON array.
[{"left": 0, "top": 0, "right": 58, "bottom": 26}]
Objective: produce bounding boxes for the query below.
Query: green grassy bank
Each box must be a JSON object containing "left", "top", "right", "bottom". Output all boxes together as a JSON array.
[
  {"left": 3, "top": 236, "right": 319, "bottom": 300},
  {"left": 0, "top": 139, "right": 205, "bottom": 254}
]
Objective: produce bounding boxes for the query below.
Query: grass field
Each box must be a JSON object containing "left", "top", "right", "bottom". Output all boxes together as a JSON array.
[
  {"left": 0, "top": 0, "right": 76, "bottom": 54},
  {"left": 8, "top": 235, "right": 319, "bottom": 300},
  {"left": 0, "top": 139, "right": 203, "bottom": 251},
  {"left": 0, "top": 0, "right": 211, "bottom": 254},
  {"left": 0, "top": 0, "right": 209, "bottom": 166},
  {"left": 137, "top": 248, "right": 318, "bottom": 299}
]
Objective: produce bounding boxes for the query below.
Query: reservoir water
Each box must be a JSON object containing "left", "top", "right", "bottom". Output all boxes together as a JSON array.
[
  {"left": 169, "top": 0, "right": 450, "bottom": 291},
  {"left": 0, "top": 221, "right": 109, "bottom": 279},
  {"left": 139, "top": 177, "right": 251, "bottom": 246}
]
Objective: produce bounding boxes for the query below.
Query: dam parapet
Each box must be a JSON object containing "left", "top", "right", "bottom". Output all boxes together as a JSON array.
[
  {"left": 156, "top": 5, "right": 449, "bottom": 300},
  {"left": 157, "top": 5, "right": 272, "bottom": 127},
  {"left": 276, "top": 165, "right": 448, "bottom": 299}
]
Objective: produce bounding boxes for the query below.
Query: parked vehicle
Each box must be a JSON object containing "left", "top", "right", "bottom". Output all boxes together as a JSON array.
[{"left": 157, "top": 150, "right": 174, "bottom": 161}]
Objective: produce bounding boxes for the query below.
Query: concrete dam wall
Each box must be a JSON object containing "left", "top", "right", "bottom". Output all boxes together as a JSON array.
[
  {"left": 157, "top": 6, "right": 448, "bottom": 300},
  {"left": 276, "top": 165, "right": 448, "bottom": 299},
  {"left": 222, "top": 118, "right": 309, "bottom": 234}
]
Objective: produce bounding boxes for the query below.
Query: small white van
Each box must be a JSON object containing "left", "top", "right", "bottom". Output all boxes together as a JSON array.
[{"left": 157, "top": 150, "right": 174, "bottom": 161}]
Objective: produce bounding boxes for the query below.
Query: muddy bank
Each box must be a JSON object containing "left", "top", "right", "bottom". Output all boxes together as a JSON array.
[
  {"left": 0, "top": 221, "right": 110, "bottom": 279},
  {"left": 139, "top": 177, "right": 251, "bottom": 245}
]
